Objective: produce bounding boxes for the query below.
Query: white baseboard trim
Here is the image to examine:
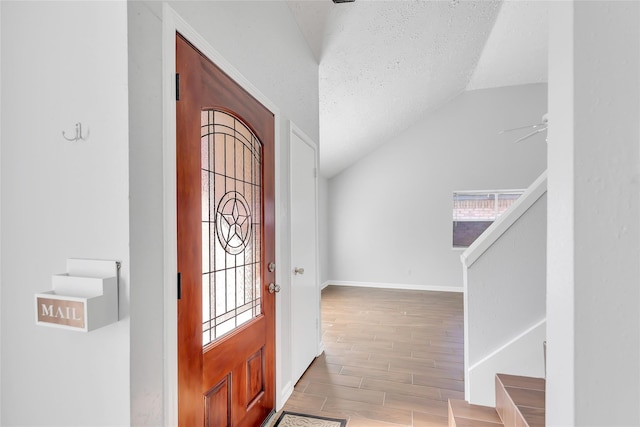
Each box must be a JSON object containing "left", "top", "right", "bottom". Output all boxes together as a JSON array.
[
  {"left": 467, "top": 319, "right": 546, "bottom": 406},
  {"left": 316, "top": 340, "right": 325, "bottom": 357},
  {"left": 324, "top": 280, "right": 463, "bottom": 293},
  {"left": 469, "top": 318, "right": 547, "bottom": 371},
  {"left": 277, "top": 380, "right": 294, "bottom": 411}
]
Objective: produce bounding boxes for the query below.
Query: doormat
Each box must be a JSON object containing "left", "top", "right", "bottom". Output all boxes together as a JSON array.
[{"left": 273, "top": 411, "right": 347, "bottom": 427}]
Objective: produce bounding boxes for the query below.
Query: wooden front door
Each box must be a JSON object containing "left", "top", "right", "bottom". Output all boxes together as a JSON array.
[{"left": 176, "top": 34, "right": 276, "bottom": 427}]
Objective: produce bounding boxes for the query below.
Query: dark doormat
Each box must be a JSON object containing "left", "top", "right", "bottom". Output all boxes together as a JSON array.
[{"left": 273, "top": 411, "right": 347, "bottom": 427}]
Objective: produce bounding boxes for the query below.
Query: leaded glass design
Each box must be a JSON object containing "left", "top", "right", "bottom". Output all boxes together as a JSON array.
[{"left": 201, "top": 110, "right": 262, "bottom": 346}]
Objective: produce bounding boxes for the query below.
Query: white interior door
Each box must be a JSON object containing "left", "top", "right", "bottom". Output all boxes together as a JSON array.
[{"left": 290, "top": 126, "right": 320, "bottom": 384}]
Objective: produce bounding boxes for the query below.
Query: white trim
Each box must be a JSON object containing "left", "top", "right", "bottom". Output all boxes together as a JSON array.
[
  {"left": 467, "top": 319, "right": 546, "bottom": 406},
  {"left": 278, "top": 381, "right": 294, "bottom": 412},
  {"left": 463, "top": 264, "right": 470, "bottom": 401},
  {"left": 264, "top": 412, "right": 279, "bottom": 427},
  {"left": 468, "top": 318, "right": 547, "bottom": 372},
  {"left": 326, "top": 281, "right": 463, "bottom": 293},
  {"left": 453, "top": 188, "right": 525, "bottom": 195},
  {"left": 161, "top": 6, "right": 178, "bottom": 426},
  {"left": 461, "top": 170, "right": 547, "bottom": 268},
  {"left": 162, "top": 5, "right": 282, "bottom": 426},
  {"left": 0, "top": 3, "right": 3, "bottom": 420},
  {"left": 461, "top": 171, "right": 547, "bottom": 402},
  {"left": 320, "top": 280, "right": 332, "bottom": 290}
]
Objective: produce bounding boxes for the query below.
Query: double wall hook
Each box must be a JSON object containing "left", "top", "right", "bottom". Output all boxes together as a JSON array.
[{"left": 62, "top": 122, "right": 89, "bottom": 142}]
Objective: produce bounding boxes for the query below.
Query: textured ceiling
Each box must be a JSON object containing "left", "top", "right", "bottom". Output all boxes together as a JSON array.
[{"left": 288, "top": 0, "right": 549, "bottom": 178}]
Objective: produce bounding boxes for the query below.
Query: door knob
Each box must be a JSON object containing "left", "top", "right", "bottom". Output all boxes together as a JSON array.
[
  {"left": 294, "top": 267, "right": 305, "bottom": 275},
  {"left": 268, "top": 283, "right": 281, "bottom": 294}
]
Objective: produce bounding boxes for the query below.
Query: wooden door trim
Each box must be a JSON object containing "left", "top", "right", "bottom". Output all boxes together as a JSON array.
[{"left": 161, "top": 5, "right": 283, "bottom": 426}]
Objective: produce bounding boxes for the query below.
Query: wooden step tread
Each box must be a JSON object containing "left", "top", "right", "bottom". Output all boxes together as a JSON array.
[
  {"left": 519, "top": 407, "right": 545, "bottom": 427},
  {"left": 448, "top": 399, "right": 503, "bottom": 427},
  {"left": 496, "top": 373, "right": 545, "bottom": 392},
  {"left": 504, "top": 386, "right": 545, "bottom": 409},
  {"left": 495, "top": 374, "right": 545, "bottom": 427}
]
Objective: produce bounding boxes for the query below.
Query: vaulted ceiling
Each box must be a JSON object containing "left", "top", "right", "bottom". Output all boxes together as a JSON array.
[{"left": 287, "top": 0, "right": 548, "bottom": 177}]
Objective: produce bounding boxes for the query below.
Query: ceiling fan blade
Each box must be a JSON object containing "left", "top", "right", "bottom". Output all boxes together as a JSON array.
[
  {"left": 514, "top": 126, "right": 547, "bottom": 143},
  {"left": 499, "top": 122, "right": 546, "bottom": 135}
]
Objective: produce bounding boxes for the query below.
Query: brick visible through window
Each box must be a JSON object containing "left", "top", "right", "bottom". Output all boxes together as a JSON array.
[{"left": 452, "top": 190, "right": 524, "bottom": 248}]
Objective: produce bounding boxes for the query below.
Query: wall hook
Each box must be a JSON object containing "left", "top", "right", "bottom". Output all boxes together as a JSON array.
[{"left": 62, "top": 122, "right": 89, "bottom": 142}]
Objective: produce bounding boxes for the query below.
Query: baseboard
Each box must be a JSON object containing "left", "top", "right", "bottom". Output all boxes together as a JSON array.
[
  {"left": 277, "top": 380, "right": 294, "bottom": 411},
  {"left": 324, "top": 280, "right": 463, "bottom": 293},
  {"left": 467, "top": 319, "right": 546, "bottom": 406},
  {"left": 316, "top": 340, "right": 325, "bottom": 357}
]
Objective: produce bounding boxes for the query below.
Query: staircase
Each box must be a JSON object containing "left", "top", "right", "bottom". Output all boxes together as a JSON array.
[
  {"left": 461, "top": 171, "right": 547, "bottom": 405},
  {"left": 448, "top": 373, "right": 545, "bottom": 427}
]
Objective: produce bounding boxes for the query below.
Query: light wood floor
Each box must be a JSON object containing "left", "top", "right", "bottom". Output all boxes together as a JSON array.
[{"left": 280, "top": 285, "right": 464, "bottom": 427}]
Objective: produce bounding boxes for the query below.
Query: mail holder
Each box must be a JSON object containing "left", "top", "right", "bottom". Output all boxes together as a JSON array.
[{"left": 35, "top": 259, "right": 119, "bottom": 332}]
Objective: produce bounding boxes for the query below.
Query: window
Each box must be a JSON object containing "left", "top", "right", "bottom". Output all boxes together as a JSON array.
[
  {"left": 452, "top": 189, "right": 524, "bottom": 248},
  {"left": 201, "top": 110, "right": 262, "bottom": 346}
]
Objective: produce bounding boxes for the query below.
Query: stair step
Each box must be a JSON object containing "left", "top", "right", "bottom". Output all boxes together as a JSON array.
[
  {"left": 519, "top": 407, "right": 545, "bottom": 427},
  {"left": 495, "top": 374, "right": 545, "bottom": 427},
  {"left": 448, "top": 399, "right": 503, "bottom": 427},
  {"left": 497, "top": 373, "right": 545, "bottom": 391}
]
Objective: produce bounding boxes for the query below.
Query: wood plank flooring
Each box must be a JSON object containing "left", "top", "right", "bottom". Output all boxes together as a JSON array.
[{"left": 280, "top": 285, "right": 464, "bottom": 427}]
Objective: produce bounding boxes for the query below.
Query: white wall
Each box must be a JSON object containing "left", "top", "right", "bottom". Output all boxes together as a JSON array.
[
  {"left": 318, "top": 176, "right": 331, "bottom": 287},
  {"left": 548, "top": 2, "right": 640, "bottom": 425},
  {"left": 328, "top": 84, "right": 547, "bottom": 290},
  {"left": 468, "top": 321, "right": 546, "bottom": 407},
  {"left": 128, "top": 2, "right": 319, "bottom": 424},
  {"left": 0, "top": 1, "right": 317, "bottom": 425},
  {"left": 546, "top": 3, "right": 575, "bottom": 424},
  {"left": 167, "top": 1, "right": 319, "bottom": 143},
  {"left": 467, "top": 193, "right": 546, "bottom": 366},
  {"left": 463, "top": 184, "right": 547, "bottom": 406},
  {"left": 127, "top": 2, "right": 165, "bottom": 425},
  {"left": 1, "top": 2, "right": 130, "bottom": 426},
  {"left": 0, "top": 3, "right": 3, "bottom": 423}
]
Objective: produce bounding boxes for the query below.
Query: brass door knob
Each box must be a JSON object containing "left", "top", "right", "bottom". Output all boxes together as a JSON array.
[{"left": 268, "top": 283, "right": 281, "bottom": 294}]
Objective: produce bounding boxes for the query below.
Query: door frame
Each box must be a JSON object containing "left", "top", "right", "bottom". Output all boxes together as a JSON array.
[
  {"left": 162, "top": 5, "right": 283, "bottom": 426},
  {"left": 288, "top": 122, "right": 324, "bottom": 369}
]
